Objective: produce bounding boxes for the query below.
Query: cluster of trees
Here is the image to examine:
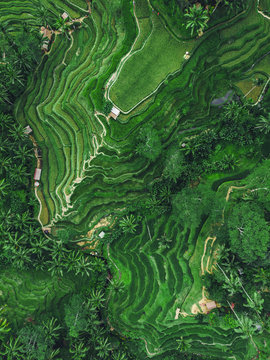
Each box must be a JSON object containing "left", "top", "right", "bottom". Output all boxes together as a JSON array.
[
  {"left": 200, "top": 160, "right": 270, "bottom": 357},
  {"left": 0, "top": 24, "right": 43, "bottom": 108},
  {"left": 0, "top": 0, "right": 86, "bottom": 110},
  {"left": 136, "top": 99, "right": 266, "bottom": 192},
  {"left": 131, "top": 92, "right": 270, "bottom": 357},
  {"left": 157, "top": 0, "right": 247, "bottom": 36},
  {"left": 0, "top": 289, "right": 135, "bottom": 360},
  {"left": 0, "top": 6, "right": 133, "bottom": 360},
  {"left": 0, "top": 110, "right": 108, "bottom": 279}
]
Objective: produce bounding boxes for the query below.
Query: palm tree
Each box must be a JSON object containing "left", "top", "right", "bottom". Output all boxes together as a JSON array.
[
  {"left": 0, "top": 83, "right": 11, "bottom": 105},
  {"left": 256, "top": 114, "right": 270, "bottom": 134},
  {"left": 49, "top": 239, "right": 69, "bottom": 260},
  {"left": 220, "top": 269, "right": 241, "bottom": 296},
  {"left": 234, "top": 315, "right": 256, "bottom": 339},
  {"left": 47, "top": 257, "right": 65, "bottom": 277},
  {"left": 0, "top": 209, "right": 13, "bottom": 231},
  {"left": 0, "top": 336, "right": 25, "bottom": 359},
  {"left": 46, "top": 348, "right": 61, "bottom": 360},
  {"left": 109, "top": 278, "right": 125, "bottom": 294},
  {"left": 0, "top": 136, "right": 10, "bottom": 153},
  {"left": 224, "top": 101, "right": 239, "bottom": 118},
  {"left": 88, "top": 289, "right": 105, "bottom": 309},
  {"left": 0, "top": 156, "right": 11, "bottom": 175},
  {"left": 0, "top": 306, "right": 11, "bottom": 339},
  {"left": 54, "top": 16, "right": 68, "bottom": 30},
  {"left": 27, "top": 225, "right": 41, "bottom": 238},
  {"left": 0, "top": 178, "right": 9, "bottom": 196},
  {"left": 54, "top": 16, "right": 71, "bottom": 39},
  {"left": 70, "top": 342, "right": 89, "bottom": 360},
  {"left": 95, "top": 337, "right": 112, "bottom": 359},
  {"left": 92, "top": 256, "right": 107, "bottom": 273},
  {"left": 184, "top": 4, "right": 209, "bottom": 36},
  {"left": 10, "top": 246, "right": 32, "bottom": 270},
  {"left": 176, "top": 336, "right": 191, "bottom": 352},
  {"left": 8, "top": 123, "right": 27, "bottom": 142},
  {"left": 0, "top": 113, "right": 13, "bottom": 128},
  {"left": 4, "top": 63, "right": 24, "bottom": 86},
  {"left": 119, "top": 214, "right": 138, "bottom": 234},
  {"left": 9, "top": 164, "right": 29, "bottom": 184},
  {"left": 73, "top": 254, "right": 93, "bottom": 277},
  {"left": 0, "top": 82, "right": 11, "bottom": 105},
  {"left": 14, "top": 144, "right": 34, "bottom": 162},
  {"left": 254, "top": 267, "right": 270, "bottom": 289},
  {"left": 14, "top": 211, "right": 33, "bottom": 231},
  {"left": 42, "top": 317, "right": 61, "bottom": 342},
  {"left": 112, "top": 352, "right": 128, "bottom": 360},
  {"left": 65, "top": 250, "right": 81, "bottom": 273},
  {"left": 243, "top": 292, "right": 264, "bottom": 315},
  {"left": 33, "top": 2, "right": 54, "bottom": 28},
  {"left": 222, "top": 153, "right": 239, "bottom": 171}
]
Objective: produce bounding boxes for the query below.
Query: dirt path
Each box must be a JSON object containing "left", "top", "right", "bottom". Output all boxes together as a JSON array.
[
  {"left": 140, "top": 337, "right": 161, "bottom": 356},
  {"left": 86, "top": 0, "right": 91, "bottom": 14},
  {"left": 189, "top": 184, "right": 246, "bottom": 316},
  {"left": 201, "top": 236, "right": 216, "bottom": 275},
  {"left": 257, "top": 0, "right": 270, "bottom": 20},
  {"left": 225, "top": 185, "right": 246, "bottom": 202}
]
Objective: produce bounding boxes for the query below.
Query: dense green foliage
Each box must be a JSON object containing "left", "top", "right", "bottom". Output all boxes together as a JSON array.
[
  {"left": 228, "top": 202, "right": 270, "bottom": 264},
  {"left": 0, "top": 0, "right": 270, "bottom": 359}
]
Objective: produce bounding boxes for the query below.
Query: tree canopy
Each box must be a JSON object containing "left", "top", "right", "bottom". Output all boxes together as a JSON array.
[{"left": 228, "top": 202, "right": 270, "bottom": 264}]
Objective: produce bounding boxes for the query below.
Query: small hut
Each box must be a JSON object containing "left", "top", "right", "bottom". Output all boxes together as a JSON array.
[
  {"left": 24, "top": 125, "right": 32, "bottom": 135},
  {"left": 41, "top": 27, "right": 52, "bottom": 40},
  {"left": 61, "top": 12, "right": 69, "bottom": 20},
  {"left": 42, "top": 43, "right": 49, "bottom": 51},
  {"left": 206, "top": 301, "right": 217, "bottom": 311},
  {"left": 34, "top": 168, "right": 42, "bottom": 181},
  {"left": 109, "top": 106, "right": 120, "bottom": 119},
  {"left": 99, "top": 231, "right": 105, "bottom": 239}
]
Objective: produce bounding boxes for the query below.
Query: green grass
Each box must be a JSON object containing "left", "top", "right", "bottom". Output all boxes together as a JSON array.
[
  {"left": 107, "top": 208, "right": 249, "bottom": 358},
  {"left": 109, "top": 13, "right": 195, "bottom": 112},
  {"left": 3, "top": 0, "right": 268, "bottom": 357}
]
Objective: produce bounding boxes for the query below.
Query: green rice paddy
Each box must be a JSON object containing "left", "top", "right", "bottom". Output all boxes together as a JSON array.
[
  {"left": 108, "top": 9, "right": 195, "bottom": 112},
  {"left": 1, "top": 0, "right": 269, "bottom": 357}
]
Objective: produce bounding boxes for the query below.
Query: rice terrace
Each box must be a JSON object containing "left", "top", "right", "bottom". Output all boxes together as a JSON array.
[{"left": 0, "top": 0, "right": 270, "bottom": 359}]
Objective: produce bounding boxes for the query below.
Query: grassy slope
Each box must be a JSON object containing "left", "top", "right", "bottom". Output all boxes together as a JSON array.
[
  {"left": 109, "top": 1, "right": 195, "bottom": 112},
  {"left": 0, "top": 267, "right": 77, "bottom": 329},
  {"left": 2, "top": 0, "right": 268, "bottom": 358}
]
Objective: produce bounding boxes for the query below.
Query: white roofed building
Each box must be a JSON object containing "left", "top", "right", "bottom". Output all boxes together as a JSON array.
[
  {"left": 109, "top": 106, "right": 120, "bottom": 119},
  {"left": 99, "top": 231, "right": 105, "bottom": 239},
  {"left": 24, "top": 125, "right": 32, "bottom": 135},
  {"left": 34, "top": 168, "right": 42, "bottom": 181},
  {"left": 62, "top": 12, "right": 69, "bottom": 20}
]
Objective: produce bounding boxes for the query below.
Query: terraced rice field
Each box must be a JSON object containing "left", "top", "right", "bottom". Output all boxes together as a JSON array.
[
  {"left": 108, "top": 0, "right": 195, "bottom": 112},
  {"left": 2, "top": 0, "right": 269, "bottom": 357},
  {"left": 0, "top": 268, "right": 76, "bottom": 328},
  {"left": 107, "top": 184, "right": 251, "bottom": 359}
]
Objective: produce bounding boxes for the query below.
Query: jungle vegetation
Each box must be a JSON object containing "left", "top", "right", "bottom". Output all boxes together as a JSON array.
[{"left": 0, "top": 0, "right": 270, "bottom": 359}]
